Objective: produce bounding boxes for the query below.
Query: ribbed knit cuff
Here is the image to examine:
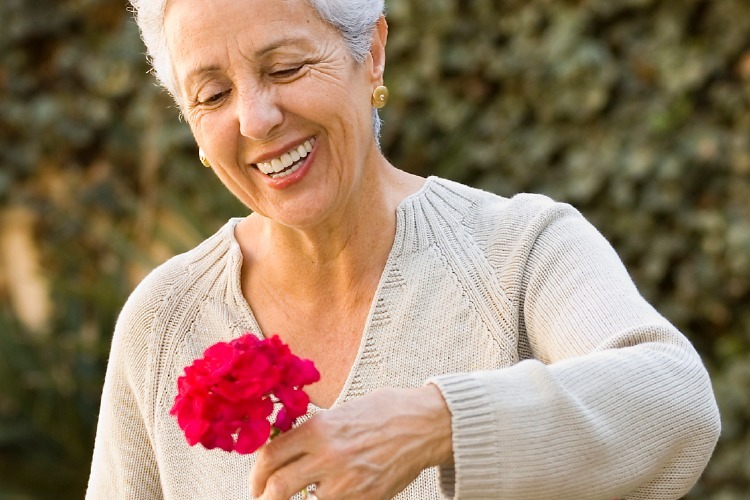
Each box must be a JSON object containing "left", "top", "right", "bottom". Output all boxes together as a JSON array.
[{"left": 427, "top": 373, "right": 502, "bottom": 499}]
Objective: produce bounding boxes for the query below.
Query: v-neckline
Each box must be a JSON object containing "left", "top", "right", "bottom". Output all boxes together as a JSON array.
[{"left": 225, "top": 178, "right": 434, "bottom": 411}]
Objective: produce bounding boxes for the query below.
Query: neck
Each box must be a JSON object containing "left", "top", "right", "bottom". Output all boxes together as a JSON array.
[{"left": 238, "top": 162, "right": 424, "bottom": 303}]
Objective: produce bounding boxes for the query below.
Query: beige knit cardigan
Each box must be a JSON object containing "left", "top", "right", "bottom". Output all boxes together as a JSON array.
[{"left": 86, "top": 177, "right": 720, "bottom": 499}]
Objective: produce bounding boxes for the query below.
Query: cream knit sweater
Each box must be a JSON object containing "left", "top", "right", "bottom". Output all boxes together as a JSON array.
[{"left": 86, "top": 177, "right": 720, "bottom": 499}]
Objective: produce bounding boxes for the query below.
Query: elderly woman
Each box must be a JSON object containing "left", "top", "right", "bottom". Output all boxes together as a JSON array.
[{"left": 86, "top": 0, "right": 720, "bottom": 498}]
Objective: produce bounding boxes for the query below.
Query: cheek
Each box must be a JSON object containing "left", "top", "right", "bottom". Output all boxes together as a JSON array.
[
  {"left": 186, "top": 108, "right": 212, "bottom": 147},
  {"left": 303, "top": 65, "right": 372, "bottom": 114},
  {"left": 193, "top": 110, "right": 240, "bottom": 157}
]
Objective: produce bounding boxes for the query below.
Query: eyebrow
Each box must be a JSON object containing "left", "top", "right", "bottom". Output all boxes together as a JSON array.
[
  {"left": 183, "top": 36, "right": 310, "bottom": 85},
  {"left": 256, "top": 36, "right": 310, "bottom": 57}
]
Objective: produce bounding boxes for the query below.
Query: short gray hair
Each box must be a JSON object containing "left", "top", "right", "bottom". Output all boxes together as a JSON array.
[{"left": 129, "top": 0, "right": 386, "bottom": 137}]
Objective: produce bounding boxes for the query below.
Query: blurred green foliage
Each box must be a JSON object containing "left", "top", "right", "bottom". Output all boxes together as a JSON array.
[{"left": 0, "top": 0, "right": 748, "bottom": 498}]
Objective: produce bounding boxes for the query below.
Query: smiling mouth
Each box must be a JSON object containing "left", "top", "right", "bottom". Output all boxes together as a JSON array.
[{"left": 254, "top": 138, "right": 315, "bottom": 179}]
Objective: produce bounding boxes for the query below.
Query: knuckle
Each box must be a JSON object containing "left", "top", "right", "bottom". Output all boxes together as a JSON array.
[
  {"left": 266, "top": 474, "right": 290, "bottom": 498},
  {"left": 250, "top": 448, "right": 277, "bottom": 490},
  {"left": 258, "top": 441, "right": 279, "bottom": 465},
  {"left": 302, "top": 413, "right": 329, "bottom": 439},
  {"left": 307, "top": 412, "right": 327, "bottom": 429}
]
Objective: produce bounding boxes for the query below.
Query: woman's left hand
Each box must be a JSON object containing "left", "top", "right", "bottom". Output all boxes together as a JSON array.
[{"left": 249, "top": 385, "right": 453, "bottom": 500}]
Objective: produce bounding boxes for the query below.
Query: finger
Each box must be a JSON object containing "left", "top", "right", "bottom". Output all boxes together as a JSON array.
[
  {"left": 250, "top": 426, "right": 310, "bottom": 497},
  {"left": 254, "top": 453, "right": 318, "bottom": 500}
]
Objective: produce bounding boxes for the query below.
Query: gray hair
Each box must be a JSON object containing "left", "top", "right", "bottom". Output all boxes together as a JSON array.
[{"left": 129, "top": 0, "right": 386, "bottom": 138}]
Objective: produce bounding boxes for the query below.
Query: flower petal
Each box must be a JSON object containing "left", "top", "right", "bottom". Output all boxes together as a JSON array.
[{"left": 235, "top": 419, "right": 271, "bottom": 455}]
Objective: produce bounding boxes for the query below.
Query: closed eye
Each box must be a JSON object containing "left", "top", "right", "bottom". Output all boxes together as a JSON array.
[
  {"left": 270, "top": 66, "right": 304, "bottom": 79},
  {"left": 200, "top": 90, "right": 230, "bottom": 106}
]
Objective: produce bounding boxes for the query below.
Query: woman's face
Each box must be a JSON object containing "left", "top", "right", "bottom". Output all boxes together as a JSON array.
[{"left": 164, "top": 0, "right": 385, "bottom": 229}]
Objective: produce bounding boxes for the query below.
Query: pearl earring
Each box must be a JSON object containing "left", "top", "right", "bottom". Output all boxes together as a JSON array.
[
  {"left": 371, "top": 85, "right": 389, "bottom": 108},
  {"left": 199, "top": 148, "right": 211, "bottom": 168}
]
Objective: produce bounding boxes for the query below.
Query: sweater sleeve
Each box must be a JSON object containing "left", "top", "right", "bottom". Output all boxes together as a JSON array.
[
  {"left": 428, "top": 199, "right": 721, "bottom": 499},
  {"left": 86, "top": 273, "right": 166, "bottom": 500}
]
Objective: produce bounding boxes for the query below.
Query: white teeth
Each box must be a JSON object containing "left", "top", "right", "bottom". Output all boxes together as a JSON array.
[
  {"left": 255, "top": 138, "right": 315, "bottom": 175},
  {"left": 270, "top": 161, "right": 302, "bottom": 179},
  {"left": 280, "top": 153, "right": 293, "bottom": 168}
]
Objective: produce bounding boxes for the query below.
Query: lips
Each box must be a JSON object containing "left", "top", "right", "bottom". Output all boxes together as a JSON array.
[{"left": 254, "top": 138, "right": 315, "bottom": 179}]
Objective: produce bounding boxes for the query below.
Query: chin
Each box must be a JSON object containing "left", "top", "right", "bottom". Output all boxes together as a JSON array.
[
  {"left": 265, "top": 185, "right": 347, "bottom": 229},
  {"left": 259, "top": 203, "right": 334, "bottom": 230}
]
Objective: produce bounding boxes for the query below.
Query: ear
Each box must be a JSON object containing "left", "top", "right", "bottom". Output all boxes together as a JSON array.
[{"left": 368, "top": 16, "right": 388, "bottom": 85}]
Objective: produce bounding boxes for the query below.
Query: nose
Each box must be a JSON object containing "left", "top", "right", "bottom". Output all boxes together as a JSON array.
[{"left": 236, "top": 86, "right": 283, "bottom": 140}]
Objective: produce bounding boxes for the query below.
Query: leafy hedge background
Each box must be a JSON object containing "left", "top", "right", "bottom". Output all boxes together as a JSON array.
[{"left": 1, "top": 0, "right": 749, "bottom": 497}]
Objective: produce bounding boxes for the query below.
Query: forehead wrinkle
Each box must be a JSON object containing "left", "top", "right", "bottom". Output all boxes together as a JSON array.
[{"left": 167, "top": 0, "right": 337, "bottom": 95}]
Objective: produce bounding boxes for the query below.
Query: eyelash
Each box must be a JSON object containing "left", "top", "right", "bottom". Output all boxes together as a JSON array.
[
  {"left": 193, "top": 65, "right": 305, "bottom": 108},
  {"left": 270, "top": 65, "right": 304, "bottom": 79},
  {"left": 203, "top": 91, "right": 230, "bottom": 104}
]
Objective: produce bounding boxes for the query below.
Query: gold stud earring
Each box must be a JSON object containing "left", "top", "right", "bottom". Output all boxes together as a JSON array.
[
  {"left": 371, "top": 85, "right": 389, "bottom": 109},
  {"left": 199, "top": 148, "right": 211, "bottom": 168}
]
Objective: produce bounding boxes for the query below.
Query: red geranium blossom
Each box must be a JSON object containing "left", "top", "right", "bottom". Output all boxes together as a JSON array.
[{"left": 171, "top": 334, "right": 320, "bottom": 454}]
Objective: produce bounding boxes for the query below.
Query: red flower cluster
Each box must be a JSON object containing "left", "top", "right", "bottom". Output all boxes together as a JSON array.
[{"left": 170, "top": 334, "right": 320, "bottom": 454}]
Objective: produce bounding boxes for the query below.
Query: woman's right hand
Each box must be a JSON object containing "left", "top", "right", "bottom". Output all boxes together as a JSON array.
[{"left": 250, "top": 385, "right": 453, "bottom": 500}]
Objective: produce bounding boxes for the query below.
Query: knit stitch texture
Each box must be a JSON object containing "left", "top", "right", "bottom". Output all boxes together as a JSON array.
[{"left": 86, "top": 177, "right": 720, "bottom": 499}]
